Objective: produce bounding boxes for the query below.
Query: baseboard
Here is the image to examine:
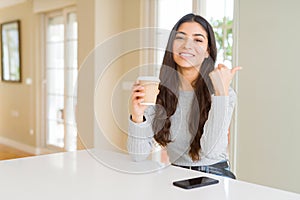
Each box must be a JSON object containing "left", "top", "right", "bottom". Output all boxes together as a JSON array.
[{"left": 0, "top": 136, "right": 53, "bottom": 155}]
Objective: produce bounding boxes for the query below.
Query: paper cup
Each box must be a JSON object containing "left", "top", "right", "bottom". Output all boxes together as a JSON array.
[{"left": 137, "top": 76, "right": 160, "bottom": 105}]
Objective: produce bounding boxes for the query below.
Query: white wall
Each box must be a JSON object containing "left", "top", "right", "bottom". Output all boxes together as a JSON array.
[{"left": 236, "top": 0, "right": 300, "bottom": 193}]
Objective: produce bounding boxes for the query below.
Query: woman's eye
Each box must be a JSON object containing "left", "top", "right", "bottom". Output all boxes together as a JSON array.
[
  {"left": 175, "top": 36, "right": 184, "bottom": 40},
  {"left": 195, "top": 39, "right": 203, "bottom": 43}
]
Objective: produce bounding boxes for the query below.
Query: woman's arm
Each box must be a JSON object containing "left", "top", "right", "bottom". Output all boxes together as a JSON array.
[
  {"left": 200, "top": 88, "right": 236, "bottom": 158},
  {"left": 127, "top": 108, "right": 155, "bottom": 162},
  {"left": 200, "top": 64, "right": 240, "bottom": 159},
  {"left": 127, "top": 81, "right": 155, "bottom": 161}
]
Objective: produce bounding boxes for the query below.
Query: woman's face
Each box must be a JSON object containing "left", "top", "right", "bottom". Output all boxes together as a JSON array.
[{"left": 172, "top": 22, "right": 209, "bottom": 69}]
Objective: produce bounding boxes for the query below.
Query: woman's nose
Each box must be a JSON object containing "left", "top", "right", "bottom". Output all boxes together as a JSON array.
[{"left": 182, "top": 38, "right": 193, "bottom": 49}]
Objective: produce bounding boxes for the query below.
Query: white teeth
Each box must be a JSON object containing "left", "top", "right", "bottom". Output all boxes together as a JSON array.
[{"left": 180, "top": 53, "right": 194, "bottom": 57}]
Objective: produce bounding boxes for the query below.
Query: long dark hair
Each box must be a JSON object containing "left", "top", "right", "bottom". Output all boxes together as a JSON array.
[{"left": 152, "top": 13, "right": 217, "bottom": 161}]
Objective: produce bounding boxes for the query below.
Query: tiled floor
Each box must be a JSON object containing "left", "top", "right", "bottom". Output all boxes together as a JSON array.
[{"left": 0, "top": 144, "right": 34, "bottom": 161}]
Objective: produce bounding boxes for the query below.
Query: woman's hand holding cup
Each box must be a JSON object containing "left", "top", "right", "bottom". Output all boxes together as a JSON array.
[
  {"left": 131, "top": 76, "right": 160, "bottom": 123},
  {"left": 131, "top": 81, "right": 148, "bottom": 123}
]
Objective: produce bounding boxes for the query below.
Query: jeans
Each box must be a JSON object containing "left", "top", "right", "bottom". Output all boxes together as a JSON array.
[{"left": 172, "top": 160, "right": 236, "bottom": 179}]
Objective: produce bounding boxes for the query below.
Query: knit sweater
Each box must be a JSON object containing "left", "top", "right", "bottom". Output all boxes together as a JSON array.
[{"left": 127, "top": 88, "right": 236, "bottom": 166}]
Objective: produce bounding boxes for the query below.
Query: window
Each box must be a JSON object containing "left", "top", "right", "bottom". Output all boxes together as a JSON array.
[
  {"left": 44, "top": 8, "right": 78, "bottom": 151},
  {"left": 204, "top": 0, "right": 234, "bottom": 67},
  {"left": 157, "top": 0, "right": 193, "bottom": 30},
  {"left": 147, "top": 0, "right": 234, "bottom": 74}
]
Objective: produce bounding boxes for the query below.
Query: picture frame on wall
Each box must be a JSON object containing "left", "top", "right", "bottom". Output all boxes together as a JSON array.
[{"left": 0, "top": 20, "right": 21, "bottom": 82}]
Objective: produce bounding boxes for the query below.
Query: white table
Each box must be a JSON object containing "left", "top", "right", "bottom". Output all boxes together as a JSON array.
[{"left": 0, "top": 149, "right": 299, "bottom": 200}]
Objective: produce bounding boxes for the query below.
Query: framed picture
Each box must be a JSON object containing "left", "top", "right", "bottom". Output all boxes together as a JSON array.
[{"left": 0, "top": 20, "right": 21, "bottom": 82}]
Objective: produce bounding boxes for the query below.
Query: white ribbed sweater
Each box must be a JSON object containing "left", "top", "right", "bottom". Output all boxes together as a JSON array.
[{"left": 127, "top": 88, "right": 236, "bottom": 166}]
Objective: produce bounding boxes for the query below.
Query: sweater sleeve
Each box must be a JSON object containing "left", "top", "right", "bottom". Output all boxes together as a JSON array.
[
  {"left": 200, "top": 87, "right": 237, "bottom": 159},
  {"left": 127, "top": 107, "right": 155, "bottom": 162}
]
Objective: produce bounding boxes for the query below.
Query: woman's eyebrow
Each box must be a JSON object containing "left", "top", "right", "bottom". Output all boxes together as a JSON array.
[
  {"left": 176, "top": 31, "right": 186, "bottom": 35},
  {"left": 176, "top": 31, "right": 206, "bottom": 38},
  {"left": 193, "top": 33, "right": 206, "bottom": 38}
]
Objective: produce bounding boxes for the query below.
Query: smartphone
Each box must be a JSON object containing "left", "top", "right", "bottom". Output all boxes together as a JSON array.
[{"left": 173, "top": 176, "right": 219, "bottom": 189}]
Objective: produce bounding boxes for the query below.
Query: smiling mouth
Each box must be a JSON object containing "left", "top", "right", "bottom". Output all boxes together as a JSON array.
[{"left": 179, "top": 52, "right": 195, "bottom": 57}]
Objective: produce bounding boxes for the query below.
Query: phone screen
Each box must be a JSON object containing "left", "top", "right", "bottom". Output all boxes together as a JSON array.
[{"left": 173, "top": 176, "right": 219, "bottom": 189}]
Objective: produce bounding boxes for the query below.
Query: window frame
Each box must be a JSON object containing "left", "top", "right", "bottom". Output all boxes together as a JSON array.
[{"left": 41, "top": 6, "right": 78, "bottom": 152}]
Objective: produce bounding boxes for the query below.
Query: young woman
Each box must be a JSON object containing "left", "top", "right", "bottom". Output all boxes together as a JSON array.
[{"left": 127, "top": 13, "right": 241, "bottom": 179}]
